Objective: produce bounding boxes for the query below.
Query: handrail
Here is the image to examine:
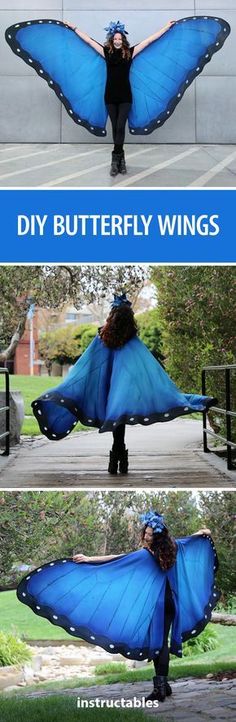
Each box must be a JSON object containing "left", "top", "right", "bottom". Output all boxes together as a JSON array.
[
  {"left": 0, "top": 368, "right": 10, "bottom": 456},
  {"left": 202, "top": 364, "right": 236, "bottom": 471}
]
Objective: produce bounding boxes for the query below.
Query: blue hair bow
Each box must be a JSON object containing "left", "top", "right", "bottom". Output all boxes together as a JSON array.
[
  {"left": 139, "top": 510, "right": 166, "bottom": 533},
  {"left": 104, "top": 20, "right": 129, "bottom": 37},
  {"left": 111, "top": 293, "right": 132, "bottom": 309}
]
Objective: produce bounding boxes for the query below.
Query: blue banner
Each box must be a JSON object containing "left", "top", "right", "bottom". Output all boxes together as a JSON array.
[{"left": 0, "top": 188, "right": 235, "bottom": 262}]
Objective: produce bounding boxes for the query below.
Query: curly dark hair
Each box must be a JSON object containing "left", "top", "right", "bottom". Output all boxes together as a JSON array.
[
  {"left": 99, "top": 304, "right": 138, "bottom": 349},
  {"left": 141, "top": 525, "right": 177, "bottom": 571},
  {"left": 104, "top": 33, "right": 132, "bottom": 60}
]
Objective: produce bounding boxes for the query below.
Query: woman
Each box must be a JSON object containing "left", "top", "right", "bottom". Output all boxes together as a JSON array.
[
  {"left": 17, "top": 509, "right": 220, "bottom": 703},
  {"left": 6, "top": 16, "right": 230, "bottom": 170},
  {"left": 31, "top": 293, "right": 217, "bottom": 475},
  {"left": 66, "top": 19, "right": 175, "bottom": 175},
  {"left": 140, "top": 517, "right": 213, "bottom": 702}
]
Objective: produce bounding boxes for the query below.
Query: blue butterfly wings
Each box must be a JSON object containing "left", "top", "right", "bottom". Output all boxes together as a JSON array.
[
  {"left": 5, "top": 17, "right": 230, "bottom": 136},
  {"left": 129, "top": 16, "right": 231, "bottom": 134},
  {"left": 16, "top": 538, "right": 220, "bottom": 660},
  {"left": 5, "top": 19, "right": 108, "bottom": 137}
]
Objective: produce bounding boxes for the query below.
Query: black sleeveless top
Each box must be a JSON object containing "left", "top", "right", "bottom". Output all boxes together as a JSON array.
[{"left": 104, "top": 46, "right": 135, "bottom": 103}]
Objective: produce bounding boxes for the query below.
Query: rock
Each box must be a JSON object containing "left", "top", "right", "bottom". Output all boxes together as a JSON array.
[
  {"left": 31, "top": 655, "right": 43, "bottom": 672},
  {"left": 206, "top": 673, "right": 214, "bottom": 679},
  {"left": 23, "top": 664, "right": 35, "bottom": 683},
  {"left": 0, "top": 390, "right": 24, "bottom": 447},
  {"left": 37, "top": 673, "right": 49, "bottom": 682},
  {"left": 59, "top": 657, "right": 81, "bottom": 667},
  {"left": 0, "top": 665, "right": 24, "bottom": 690}
]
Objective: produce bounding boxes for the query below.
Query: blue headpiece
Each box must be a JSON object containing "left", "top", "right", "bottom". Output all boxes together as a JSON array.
[
  {"left": 139, "top": 510, "right": 166, "bottom": 534},
  {"left": 111, "top": 293, "right": 132, "bottom": 309},
  {"left": 104, "top": 20, "right": 129, "bottom": 37}
]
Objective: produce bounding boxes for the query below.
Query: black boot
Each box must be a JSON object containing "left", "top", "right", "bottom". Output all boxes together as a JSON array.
[
  {"left": 166, "top": 681, "right": 172, "bottom": 696},
  {"left": 110, "top": 151, "right": 120, "bottom": 176},
  {"left": 119, "top": 447, "right": 129, "bottom": 474},
  {"left": 145, "top": 675, "right": 167, "bottom": 703},
  {"left": 118, "top": 150, "right": 127, "bottom": 174},
  {"left": 108, "top": 449, "right": 119, "bottom": 474}
]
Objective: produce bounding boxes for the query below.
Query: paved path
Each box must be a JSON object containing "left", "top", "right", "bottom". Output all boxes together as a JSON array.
[
  {"left": 15, "top": 677, "right": 236, "bottom": 721},
  {"left": 0, "top": 143, "right": 236, "bottom": 187},
  {"left": 0, "top": 418, "right": 235, "bottom": 488}
]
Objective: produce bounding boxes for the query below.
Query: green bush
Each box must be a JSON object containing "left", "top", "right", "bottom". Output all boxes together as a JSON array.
[
  {"left": 216, "top": 594, "right": 236, "bottom": 614},
  {"left": 182, "top": 625, "right": 219, "bottom": 657},
  {"left": 0, "top": 631, "right": 32, "bottom": 667}
]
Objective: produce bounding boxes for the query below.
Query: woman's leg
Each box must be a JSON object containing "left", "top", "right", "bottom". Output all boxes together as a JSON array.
[
  {"left": 154, "top": 582, "right": 175, "bottom": 678},
  {"left": 146, "top": 581, "right": 174, "bottom": 702},
  {"left": 107, "top": 103, "right": 120, "bottom": 175},
  {"left": 114, "top": 103, "right": 131, "bottom": 173},
  {"left": 115, "top": 103, "right": 132, "bottom": 148},
  {"left": 112, "top": 424, "right": 125, "bottom": 452},
  {"left": 106, "top": 103, "right": 119, "bottom": 148},
  {"left": 108, "top": 424, "right": 128, "bottom": 474}
]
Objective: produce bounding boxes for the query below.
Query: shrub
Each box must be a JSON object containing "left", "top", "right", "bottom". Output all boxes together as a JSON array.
[
  {"left": 0, "top": 631, "right": 32, "bottom": 667},
  {"left": 182, "top": 625, "right": 219, "bottom": 657}
]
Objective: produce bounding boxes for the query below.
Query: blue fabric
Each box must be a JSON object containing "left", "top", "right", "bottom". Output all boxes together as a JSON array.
[
  {"left": 129, "top": 16, "right": 230, "bottom": 134},
  {"left": 17, "top": 534, "right": 220, "bottom": 660},
  {"left": 31, "top": 334, "right": 216, "bottom": 440},
  {"left": 5, "top": 20, "right": 108, "bottom": 136},
  {"left": 5, "top": 16, "right": 230, "bottom": 136}
]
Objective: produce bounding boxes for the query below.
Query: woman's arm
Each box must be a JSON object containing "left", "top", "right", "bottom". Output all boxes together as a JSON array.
[
  {"left": 73, "top": 552, "right": 126, "bottom": 563},
  {"left": 132, "top": 20, "right": 176, "bottom": 58},
  {"left": 65, "top": 21, "right": 105, "bottom": 57}
]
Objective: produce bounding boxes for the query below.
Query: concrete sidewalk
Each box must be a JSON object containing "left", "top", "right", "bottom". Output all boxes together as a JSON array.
[
  {"left": 0, "top": 418, "right": 235, "bottom": 488},
  {"left": 1, "top": 143, "right": 236, "bottom": 187}
]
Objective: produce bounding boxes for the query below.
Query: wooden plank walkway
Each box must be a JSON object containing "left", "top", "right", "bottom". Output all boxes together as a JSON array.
[{"left": 0, "top": 419, "right": 235, "bottom": 488}]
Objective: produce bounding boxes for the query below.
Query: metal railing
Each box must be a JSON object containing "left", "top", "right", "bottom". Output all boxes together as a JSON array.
[
  {"left": 0, "top": 368, "right": 10, "bottom": 456},
  {"left": 202, "top": 364, "right": 236, "bottom": 471}
]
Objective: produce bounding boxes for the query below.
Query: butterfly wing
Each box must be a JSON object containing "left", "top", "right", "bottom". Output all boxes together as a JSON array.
[
  {"left": 16, "top": 549, "right": 165, "bottom": 659},
  {"left": 31, "top": 335, "right": 114, "bottom": 440},
  {"left": 176, "top": 534, "right": 221, "bottom": 642},
  {"left": 129, "top": 16, "right": 230, "bottom": 134},
  {"left": 5, "top": 19, "right": 108, "bottom": 136}
]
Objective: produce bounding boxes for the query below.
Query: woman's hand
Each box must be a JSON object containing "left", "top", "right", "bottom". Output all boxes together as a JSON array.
[
  {"left": 73, "top": 553, "right": 89, "bottom": 563},
  {"left": 64, "top": 20, "right": 76, "bottom": 30},
  {"left": 193, "top": 528, "right": 212, "bottom": 536},
  {"left": 166, "top": 20, "right": 176, "bottom": 29}
]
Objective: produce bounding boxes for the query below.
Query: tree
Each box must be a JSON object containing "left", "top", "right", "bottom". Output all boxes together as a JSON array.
[
  {"left": 0, "top": 491, "right": 104, "bottom": 587},
  {"left": 136, "top": 308, "right": 164, "bottom": 361},
  {"left": 150, "top": 266, "right": 236, "bottom": 389},
  {"left": 151, "top": 266, "right": 236, "bottom": 443},
  {"left": 0, "top": 265, "right": 147, "bottom": 362},
  {"left": 198, "top": 492, "right": 236, "bottom": 600},
  {"left": 38, "top": 324, "right": 97, "bottom": 368}
]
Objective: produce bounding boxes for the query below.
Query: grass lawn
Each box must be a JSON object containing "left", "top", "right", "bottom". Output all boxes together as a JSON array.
[
  {"left": 0, "top": 375, "right": 88, "bottom": 436},
  {"left": 0, "top": 697, "right": 151, "bottom": 722},
  {"left": 0, "top": 591, "right": 73, "bottom": 641}
]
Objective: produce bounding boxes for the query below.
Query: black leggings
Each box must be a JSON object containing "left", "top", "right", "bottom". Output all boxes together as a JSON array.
[
  {"left": 107, "top": 103, "right": 131, "bottom": 150},
  {"left": 154, "top": 580, "right": 175, "bottom": 677},
  {"left": 112, "top": 424, "right": 126, "bottom": 451}
]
